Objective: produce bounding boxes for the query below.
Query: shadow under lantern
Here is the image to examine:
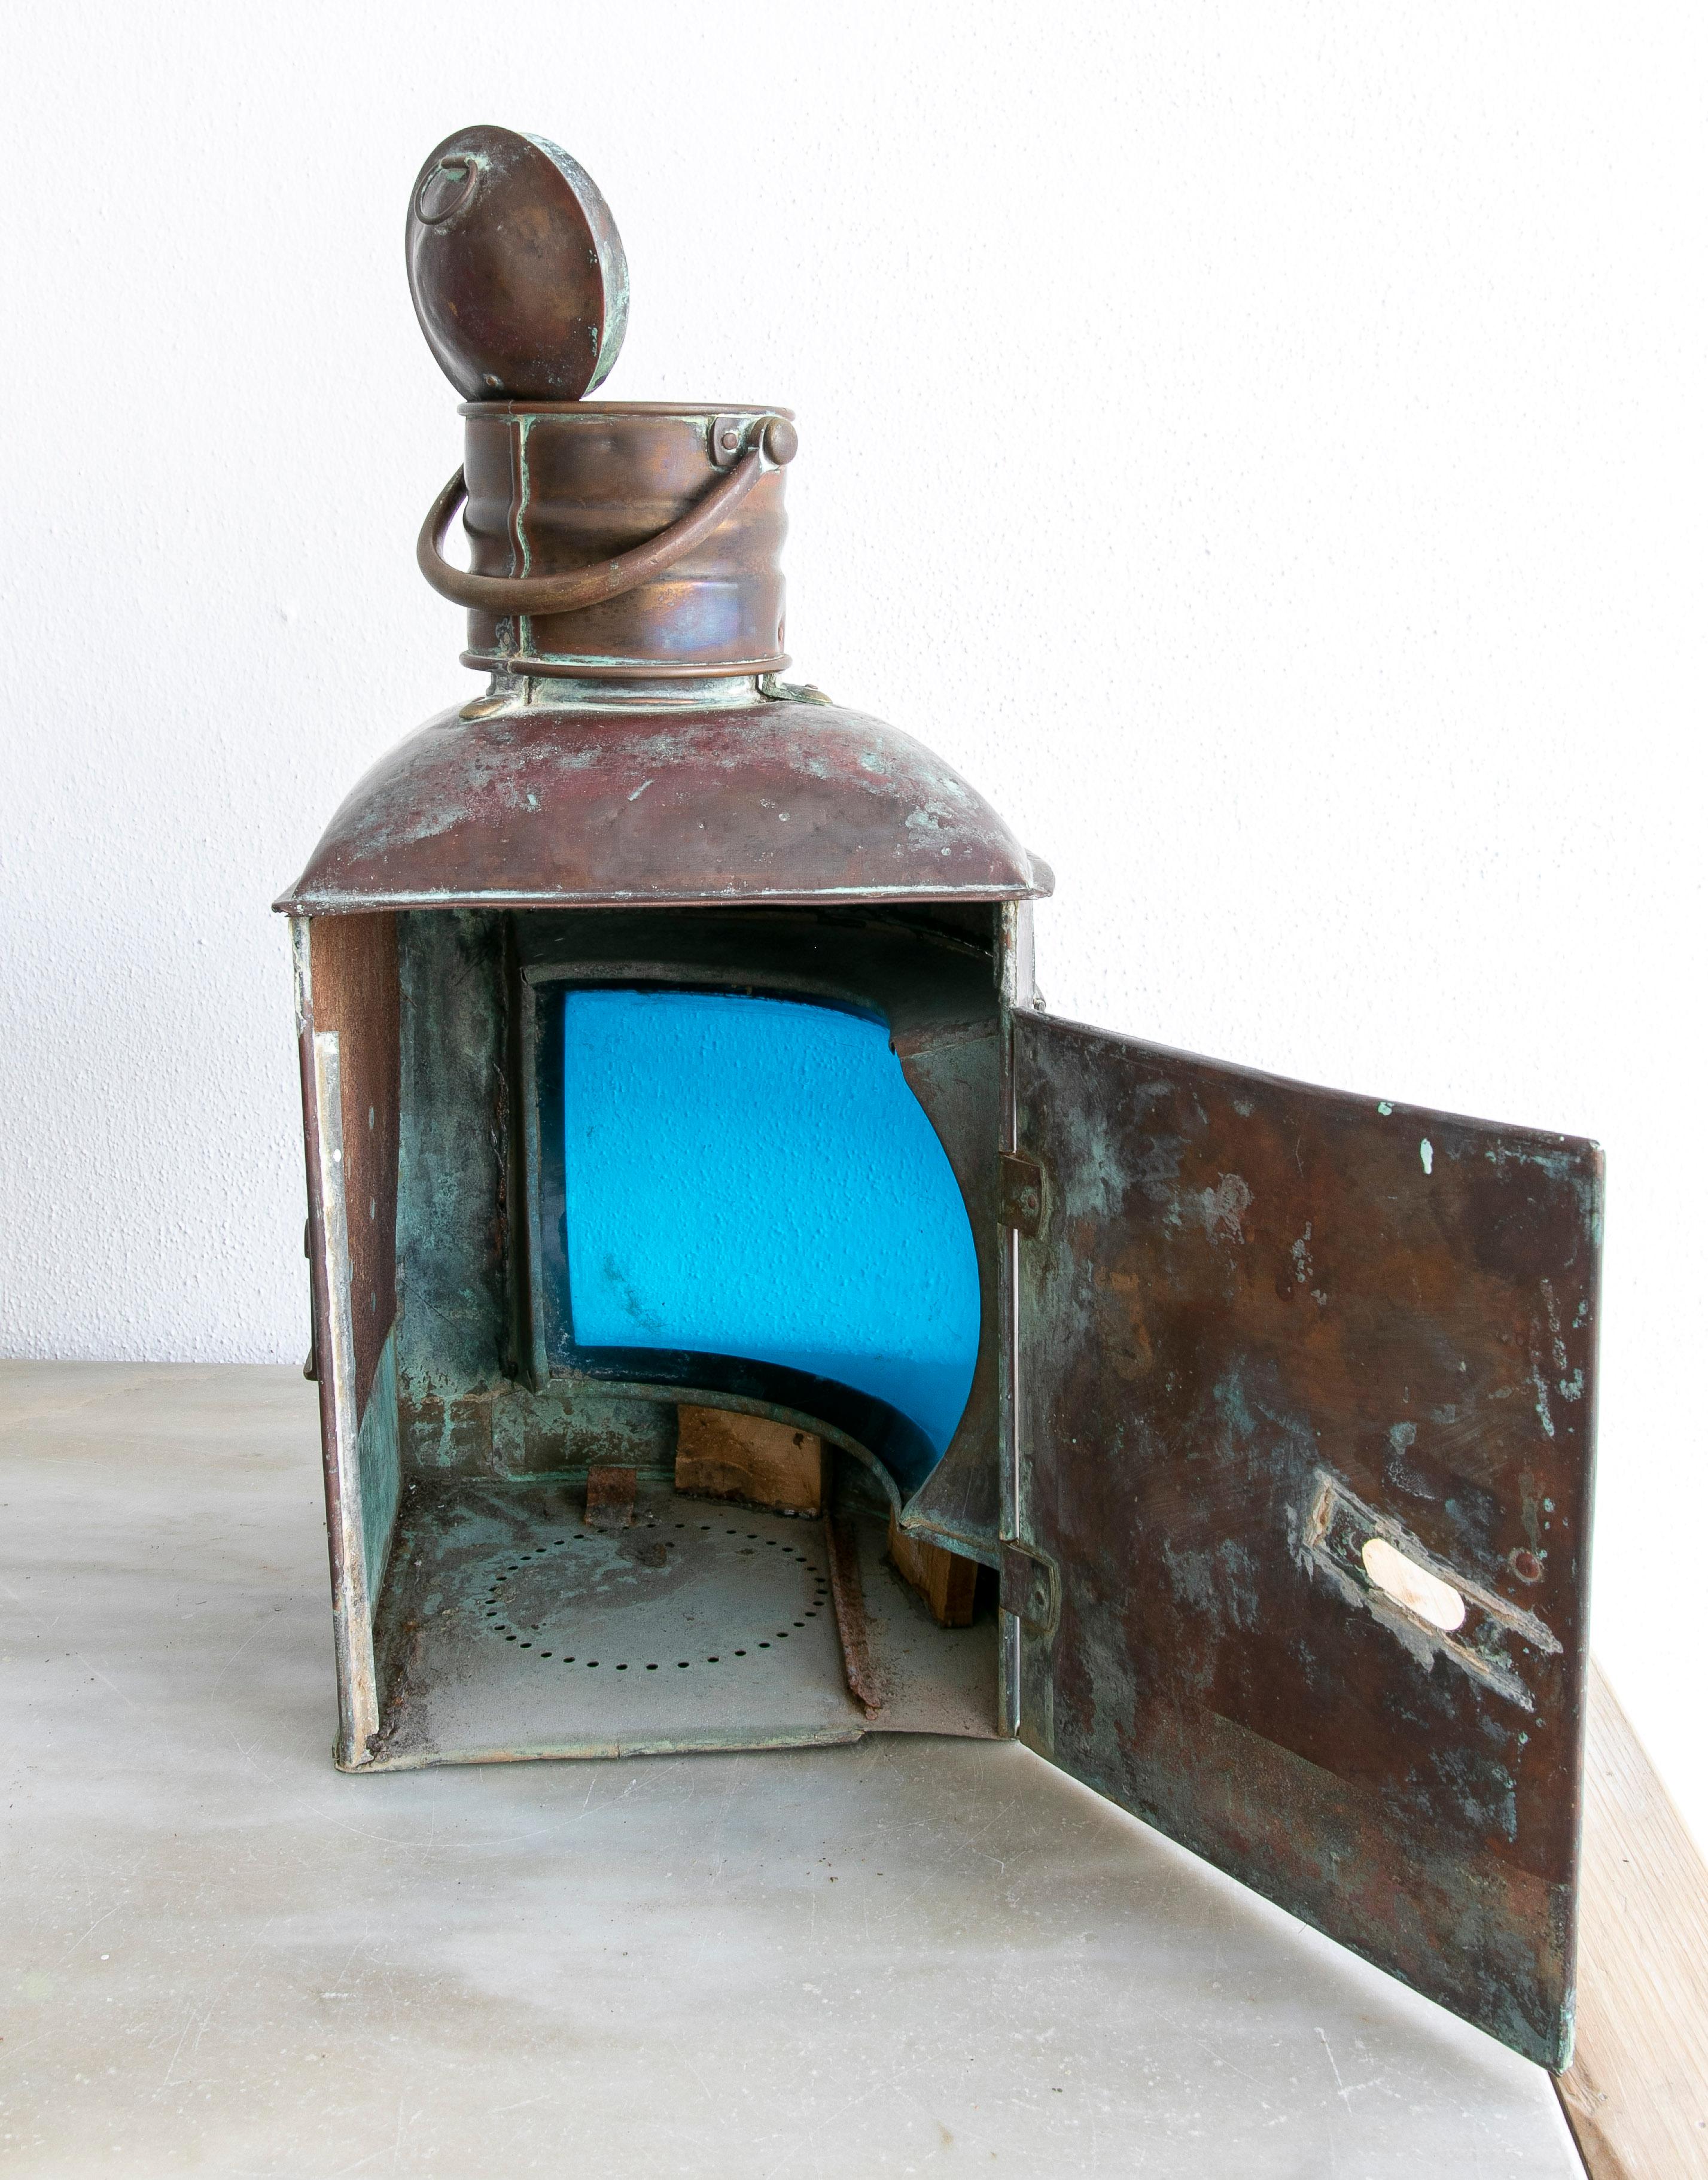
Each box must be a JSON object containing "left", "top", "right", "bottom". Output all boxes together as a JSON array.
[{"left": 277, "top": 126, "right": 1603, "bottom": 2074}]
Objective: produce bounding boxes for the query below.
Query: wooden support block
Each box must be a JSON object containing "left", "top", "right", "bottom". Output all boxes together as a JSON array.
[
  {"left": 675, "top": 1406, "right": 822, "bottom": 1515},
  {"left": 585, "top": 1464, "right": 637, "bottom": 1531},
  {"left": 888, "top": 1508, "right": 978, "bottom": 1627}
]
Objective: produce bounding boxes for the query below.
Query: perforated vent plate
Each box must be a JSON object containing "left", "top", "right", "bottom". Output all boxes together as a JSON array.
[{"left": 480, "top": 1514, "right": 831, "bottom": 1674}]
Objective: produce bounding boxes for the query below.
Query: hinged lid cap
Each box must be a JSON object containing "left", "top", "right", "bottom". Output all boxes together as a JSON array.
[{"left": 406, "top": 124, "right": 629, "bottom": 401}]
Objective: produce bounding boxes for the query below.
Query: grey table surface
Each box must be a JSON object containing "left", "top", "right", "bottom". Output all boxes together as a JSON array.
[{"left": 0, "top": 1362, "right": 1585, "bottom": 2179}]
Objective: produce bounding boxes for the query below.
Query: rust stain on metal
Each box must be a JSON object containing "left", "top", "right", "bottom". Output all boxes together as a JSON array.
[
  {"left": 585, "top": 1465, "right": 637, "bottom": 1532},
  {"left": 825, "top": 1512, "right": 884, "bottom": 1719}
]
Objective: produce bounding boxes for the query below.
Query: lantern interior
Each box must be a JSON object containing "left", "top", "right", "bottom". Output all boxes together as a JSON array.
[{"left": 351, "top": 903, "right": 1004, "bottom": 1765}]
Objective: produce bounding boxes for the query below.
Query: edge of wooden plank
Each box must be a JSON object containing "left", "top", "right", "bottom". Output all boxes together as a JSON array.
[{"left": 1555, "top": 1658, "right": 1708, "bottom": 2178}]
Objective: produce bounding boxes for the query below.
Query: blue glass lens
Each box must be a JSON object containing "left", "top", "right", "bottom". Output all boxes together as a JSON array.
[{"left": 561, "top": 988, "right": 980, "bottom": 1460}]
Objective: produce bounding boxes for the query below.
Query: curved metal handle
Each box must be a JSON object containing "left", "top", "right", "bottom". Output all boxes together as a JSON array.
[{"left": 416, "top": 416, "right": 795, "bottom": 616}]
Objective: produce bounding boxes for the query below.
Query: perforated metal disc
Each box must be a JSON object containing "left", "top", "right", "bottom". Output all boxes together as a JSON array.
[
  {"left": 406, "top": 124, "right": 629, "bottom": 401},
  {"left": 480, "top": 1511, "right": 833, "bottom": 1675}
]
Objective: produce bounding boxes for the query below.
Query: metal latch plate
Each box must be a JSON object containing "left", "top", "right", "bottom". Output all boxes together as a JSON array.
[
  {"left": 999, "top": 1152, "right": 1043, "bottom": 1237},
  {"left": 1000, "top": 1541, "right": 1059, "bottom": 1637}
]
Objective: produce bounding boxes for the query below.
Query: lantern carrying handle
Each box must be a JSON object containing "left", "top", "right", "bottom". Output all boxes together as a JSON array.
[{"left": 416, "top": 415, "right": 797, "bottom": 616}]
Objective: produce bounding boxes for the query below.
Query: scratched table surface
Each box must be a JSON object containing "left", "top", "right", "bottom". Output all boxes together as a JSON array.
[{"left": 0, "top": 1363, "right": 1586, "bottom": 2179}]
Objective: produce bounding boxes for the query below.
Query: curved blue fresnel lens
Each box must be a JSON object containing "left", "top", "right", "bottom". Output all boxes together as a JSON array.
[{"left": 561, "top": 988, "right": 981, "bottom": 1464}]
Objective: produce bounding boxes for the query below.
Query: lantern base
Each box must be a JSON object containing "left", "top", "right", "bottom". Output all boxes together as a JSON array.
[{"left": 360, "top": 1472, "right": 998, "bottom": 1771}]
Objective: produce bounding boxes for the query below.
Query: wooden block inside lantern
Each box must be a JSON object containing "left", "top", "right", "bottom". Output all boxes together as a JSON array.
[
  {"left": 888, "top": 1508, "right": 978, "bottom": 1627},
  {"left": 675, "top": 1406, "right": 823, "bottom": 1515}
]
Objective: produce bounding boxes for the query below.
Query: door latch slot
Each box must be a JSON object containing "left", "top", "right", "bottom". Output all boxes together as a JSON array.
[{"left": 1299, "top": 1470, "right": 1560, "bottom": 1708}]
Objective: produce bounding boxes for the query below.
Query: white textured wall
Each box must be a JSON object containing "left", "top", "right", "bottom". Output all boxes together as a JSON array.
[{"left": 3, "top": 4, "right": 1703, "bottom": 1844}]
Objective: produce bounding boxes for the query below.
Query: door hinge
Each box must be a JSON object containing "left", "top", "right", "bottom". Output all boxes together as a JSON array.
[
  {"left": 1000, "top": 1540, "right": 1060, "bottom": 1638},
  {"left": 999, "top": 1152, "right": 1044, "bottom": 1237}
]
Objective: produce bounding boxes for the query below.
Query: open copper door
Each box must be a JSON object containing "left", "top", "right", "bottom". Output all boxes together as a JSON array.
[{"left": 1003, "top": 1012, "right": 1601, "bottom": 2069}]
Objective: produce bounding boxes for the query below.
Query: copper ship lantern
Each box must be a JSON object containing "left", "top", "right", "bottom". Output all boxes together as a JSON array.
[{"left": 278, "top": 127, "right": 1603, "bottom": 2072}]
